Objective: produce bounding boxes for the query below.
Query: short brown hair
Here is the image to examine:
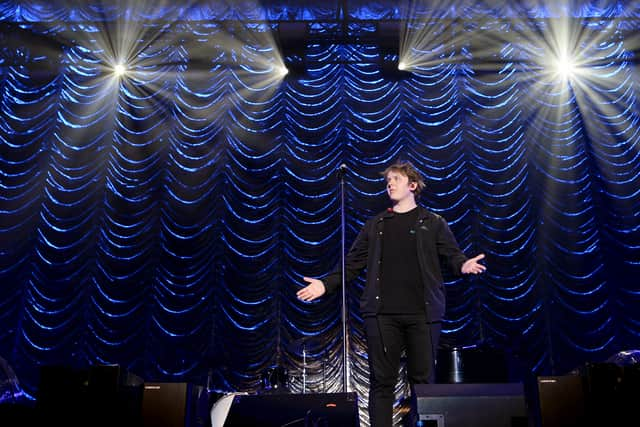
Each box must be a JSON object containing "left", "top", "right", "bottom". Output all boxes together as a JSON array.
[{"left": 381, "top": 161, "right": 426, "bottom": 198}]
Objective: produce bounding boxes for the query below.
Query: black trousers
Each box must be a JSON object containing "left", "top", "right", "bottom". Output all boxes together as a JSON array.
[{"left": 364, "top": 314, "right": 441, "bottom": 427}]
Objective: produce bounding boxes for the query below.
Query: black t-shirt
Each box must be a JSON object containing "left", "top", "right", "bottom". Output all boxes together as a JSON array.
[{"left": 379, "top": 207, "right": 425, "bottom": 314}]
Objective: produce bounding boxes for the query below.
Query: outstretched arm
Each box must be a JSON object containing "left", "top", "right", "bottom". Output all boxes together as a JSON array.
[
  {"left": 296, "top": 277, "right": 326, "bottom": 302},
  {"left": 461, "top": 253, "right": 486, "bottom": 275},
  {"left": 299, "top": 218, "right": 371, "bottom": 301}
]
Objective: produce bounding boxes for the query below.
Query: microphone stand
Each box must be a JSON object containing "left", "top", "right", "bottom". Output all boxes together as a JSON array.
[{"left": 337, "top": 164, "right": 349, "bottom": 393}]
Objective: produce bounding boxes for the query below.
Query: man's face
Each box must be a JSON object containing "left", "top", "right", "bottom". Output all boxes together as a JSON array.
[{"left": 386, "top": 170, "right": 417, "bottom": 203}]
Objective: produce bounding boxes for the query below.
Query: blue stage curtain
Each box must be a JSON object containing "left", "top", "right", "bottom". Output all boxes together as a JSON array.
[{"left": 1, "top": 2, "right": 640, "bottom": 425}]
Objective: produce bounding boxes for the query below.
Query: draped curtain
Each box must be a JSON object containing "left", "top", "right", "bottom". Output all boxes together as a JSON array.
[{"left": 2, "top": 1, "right": 640, "bottom": 425}]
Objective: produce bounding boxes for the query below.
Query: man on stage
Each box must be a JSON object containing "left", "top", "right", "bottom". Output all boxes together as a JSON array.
[{"left": 297, "top": 160, "right": 486, "bottom": 427}]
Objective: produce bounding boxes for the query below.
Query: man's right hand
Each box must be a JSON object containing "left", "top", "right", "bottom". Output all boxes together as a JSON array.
[{"left": 296, "top": 277, "right": 326, "bottom": 302}]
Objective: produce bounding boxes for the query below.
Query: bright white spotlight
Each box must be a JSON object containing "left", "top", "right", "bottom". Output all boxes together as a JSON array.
[
  {"left": 398, "top": 61, "right": 407, "bottom": 71},
  {"left": 554, "top": 55, "right": 576, "bottom": 80},
  {"left": 276, "top": 65, "right": 289, "bottom": 78},
  {"left": 113, "top": 63, "right": 127, "bottom": 77}
]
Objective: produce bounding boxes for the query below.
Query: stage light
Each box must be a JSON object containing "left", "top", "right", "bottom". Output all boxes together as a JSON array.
[
  {"left": 275, "top": 65, "right": 288, "bottom": 77},
  {"left": 275, "top": 22, "right": 308, "bottom": 79},
  {"left": 113, "top": 63, "right": 127, "bottom": 77},
  {"left": 554, "top": 55, "right": 576, "bottom": 80},
  {"left": 398, "top": 61, "right": 407, "bottom": 71}
]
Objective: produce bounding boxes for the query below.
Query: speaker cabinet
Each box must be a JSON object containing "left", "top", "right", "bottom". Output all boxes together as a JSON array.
[
  {"left": 142, "top": 382, "right": 209, "bottom": 427},
  {"left": 223, "top": 392, "right": 360, "bottom": 427},
  {"left": 581, "top": 363, "right": 640, "bottom": 427},
  {"left": 36, "top": 364, "right": 87, "bottom": 421},
  {"left": 36, "top": 365, "right": 143, "bottom": 427},
  {"left": 412, "top": 383, "right": 527, "bottom": 427},
  {"left": 536, "top": 375, "right": 585, "bottom": 427}
]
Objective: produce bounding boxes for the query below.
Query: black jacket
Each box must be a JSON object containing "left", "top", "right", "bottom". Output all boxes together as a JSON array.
[{"left": 323, "top": 206, "right": 468, "bottom": 322}]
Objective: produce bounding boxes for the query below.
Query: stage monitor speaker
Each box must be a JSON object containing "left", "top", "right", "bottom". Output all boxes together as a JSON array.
[
  {"left": 536, "top": 375, "right": 585, "bottom": 427},
  {"left": 35, "top": 365, "right": 89, "bottom": 427},
  {"left": 581, "top": 363, "right": 640, "bottom": 426},
  {"left": 142, "top": 382, "right": 209, "bottom": 427},
  {"left": 413, "top": 383, "right": 527, "bottom": 427},
  {"left": 36, "top": 364, "right": 144, "bottom": 427},
  {"left": 223, "top": 392, "right": 360, "bottom": 427},
  {"left": 87, "top": 365, "right": 144, "bottom": 427}
]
